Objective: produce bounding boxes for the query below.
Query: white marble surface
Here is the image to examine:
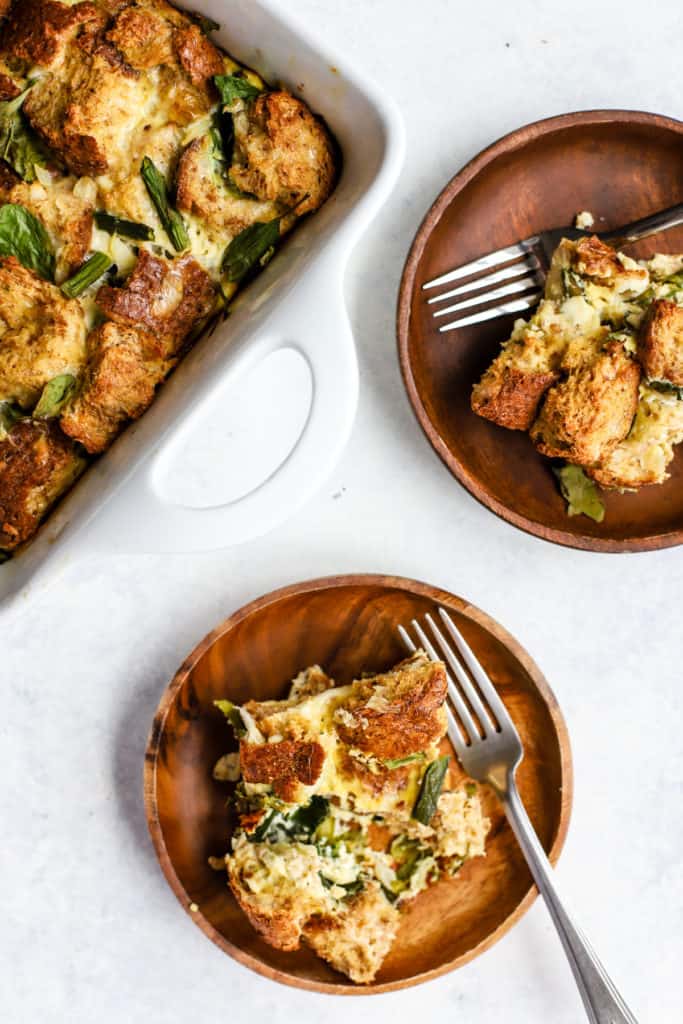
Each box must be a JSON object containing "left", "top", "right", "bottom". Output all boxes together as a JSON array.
[{"left": 3, "top": 1, "right": 683, "bottom": 1021}]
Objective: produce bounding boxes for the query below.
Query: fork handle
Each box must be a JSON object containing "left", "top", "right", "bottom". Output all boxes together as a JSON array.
[
  {"left": 499, "top": 773, "right": 639, "bottom": 1024},
  {"left": 600, "top": 201, "right": 683, "bottom": 248}
]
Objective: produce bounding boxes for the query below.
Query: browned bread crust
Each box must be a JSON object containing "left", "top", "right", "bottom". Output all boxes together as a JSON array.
[
  {"left": 232, "top": 90, "right": 337, "bottom": 215},
  {"left": 335, "top": 656, "right": 447, "bottom": 759},
  {"left": 228, "top": 877, "right": 305, "bottom": 952},
  {"left": 240, "top": 739, "right": 325, "bottom": 801},
  {"left": 174, "top": 23, "right": 223, "bottom": 86},
  {"left": 471, "top": 364, "right": 558, "bottom": 431},
  {"left": 0, "top": 419, "right": 85, "bottom": 550},
  {"left": 531, "top": 341, "right": 640, "bottom": 465},
  {"left": 96, "top": 250, "right": 216, "bottom": 355},
  {"left": 60, "top": 321, "right": 173, "bottom": 453},
  {"left": 638, "top": 298, "right": 683, "bottom": 386},
  {"left": 1, "top": 0, "right": 103, "bottom": 69}
]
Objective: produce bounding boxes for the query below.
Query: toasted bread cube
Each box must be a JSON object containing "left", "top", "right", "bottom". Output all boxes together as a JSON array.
[
  {"left": 303, "top": 883, "right": 401, "bottom": 984},
  {"left": 0, "top": 257, "right": 87, "bottom": 408},
  {"left": 0, "top": 171, "right": 94, "bottom": 279},
  {"left": 0, "top": 0, "right": 103, "bottom": 71},
  {"left": 531, "top": 339, "right": 641, "bottom": 465},
  {"left": 176, "top": 133, "right": 280, "bottom": 234},
  {"left": 589, "top": 384, "right": 683, "bottom": 488},
  {"left": 0, "top": 419, "right": 86, "bottom": 551},
  {"left": 231, "top": 91, "right": 337, "bottom": 216},
  {"left": 60, "top": 322, "right": 174, "bottom": 454},
  {"left": 638, "top": 299, "right": 683, "bottom": 386},
  {"left": 334, "top": 655, "right": 448, "bottom": 761},
  {"left": 96, "top": 251, "right": 216, "bottom": 356},
  {"left": 571, "top": 235, "right": 649, "bottom": 293}
]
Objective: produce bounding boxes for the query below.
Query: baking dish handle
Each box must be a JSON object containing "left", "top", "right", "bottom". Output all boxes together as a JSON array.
[{"left": 86, "top": 268, "right": 359, "bottom": 554}]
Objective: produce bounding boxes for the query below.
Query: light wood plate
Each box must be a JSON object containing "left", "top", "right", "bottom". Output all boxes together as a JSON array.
[
  {"left": 144, "top": 575, "right": 572, "bottom": 993},
  {"left": 397, "top": 110, "right": 683, "bottom": 552}
]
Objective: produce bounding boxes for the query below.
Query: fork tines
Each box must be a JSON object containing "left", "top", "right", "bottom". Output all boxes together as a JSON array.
[
  {"left": 423, "top": 237, "right": 543, "bottom": 331},
  {"left": 399, "top": 608, "right": 513, "bottom": 755}
]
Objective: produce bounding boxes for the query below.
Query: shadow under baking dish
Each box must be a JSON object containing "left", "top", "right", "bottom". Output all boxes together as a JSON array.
[{"left": 144, "top": 575, "right": 572, "bottom": 994}]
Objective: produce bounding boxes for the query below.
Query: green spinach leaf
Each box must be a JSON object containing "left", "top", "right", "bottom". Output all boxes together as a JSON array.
[
  {"left": 214, "top": 73, "right": 262, "bottom": 107},
  {"left": 0, "top": 84, "right": 49, "bottom": 183},
  {"left": 0, "top": 203, "right": 55, "bottom": 280},
  {"left": 0, "top": 399, "right": 23, "bottom": 440}
]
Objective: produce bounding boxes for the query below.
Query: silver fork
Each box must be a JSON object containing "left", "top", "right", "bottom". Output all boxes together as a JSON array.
[
  {"left": 425, "top": 200, "right": 683, "bottom": 331},
  {"left": 399, "top": 607, "right": 638, "bottom": 1024}
]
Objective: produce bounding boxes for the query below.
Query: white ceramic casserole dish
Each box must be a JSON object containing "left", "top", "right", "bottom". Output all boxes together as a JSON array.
[{"left": 0, "top": 0, "right": 404, "bottom": 613}]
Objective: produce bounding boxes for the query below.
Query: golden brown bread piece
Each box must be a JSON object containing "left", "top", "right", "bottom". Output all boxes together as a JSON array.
[
  {"left": 105, "top": 3, "right": 178, "bottom": 70},
  {"left": 174, "top": 23, "right": 223, "bottom": 87},
  {"left": 24, "top": 40, "right": 145, "bottom": 177},
  {"left": 471, "top": 364, "right": 559, "bottom": 431},
  {"left": 228, "top": 876, "right": 306, "bottom": 952},
  {"left": 239, "top": 739, "right": 326, "bottom": 801},
  {"left": 59, "top": 321, "right": 173, "bottom": 453},
  {"left": 303, "top": 883, "right": 401, "bottom": 984},
  {"left": 588, "top": 384, "right": 683, "bottom": 489},
  {"left": 96, "top": 250, "right": 216, "bottom": 355},
  {"left": 531, "top": 339, "right": 641, "bottom": 465},
  {"left": 637, "top": 299, "right": 683, "bottom": 387},
  {"left": 571, "top": 235, "right": 648, "bottom": 291},
  {"left": 231, "top": 91, "right": 337, "bottom": 216},
  {"left": 176, "top": 133, "right": 279, "bottom": 234},
  {"left": 0, "top": 257, "right": 87, "bottom": 408},
  {"left": 0, "top": 0, "right": 103, "bottom": 70},
  {"left": 0, "top": 419, "right": 86, "bottom": 551},
  {"left": 334, "top": 656, "right": 448, "bottom": 759}
]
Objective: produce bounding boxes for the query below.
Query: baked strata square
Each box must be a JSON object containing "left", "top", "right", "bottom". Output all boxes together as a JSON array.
[
  {"left": 211, "top": 653, "right": 490, "bottom": 984},
  {"left": 0, "top": 0, "right": 338, "bottom": 555}
]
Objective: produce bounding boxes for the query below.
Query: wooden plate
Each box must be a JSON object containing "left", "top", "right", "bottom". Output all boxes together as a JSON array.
[
  {"left": 144, "top": 574, "right": 572, "bottom": 994},
  {"left": 397, "top": 110, "right": 683, "bottom": 552}
]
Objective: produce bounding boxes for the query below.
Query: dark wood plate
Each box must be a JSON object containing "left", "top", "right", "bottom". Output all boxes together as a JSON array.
[
  {"left": 397, "top": 110, "right": 683, "bottom": 552},
  {"left": 144, "top": 575, "right": 572, "bottom": 993}
]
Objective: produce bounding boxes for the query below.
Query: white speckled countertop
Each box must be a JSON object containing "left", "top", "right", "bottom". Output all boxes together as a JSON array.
[{"left": 3, "top": 1, "right": 682, "bottom": 1021}]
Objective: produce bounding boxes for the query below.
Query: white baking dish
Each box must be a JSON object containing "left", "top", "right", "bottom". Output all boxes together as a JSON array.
[{"left": 0, "top": 0, "right": 404, "bottom": 613}]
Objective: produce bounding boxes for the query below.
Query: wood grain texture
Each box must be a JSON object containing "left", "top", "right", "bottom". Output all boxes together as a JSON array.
[
  {"left": 397, "top": 110, "right": 683, "bottom": 552},
  {"left": 144, "top": 575, "right": 573, "bottom": 994}
]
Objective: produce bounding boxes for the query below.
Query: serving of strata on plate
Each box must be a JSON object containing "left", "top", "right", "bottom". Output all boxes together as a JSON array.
[
  {"left": 210, "top": 651, "right": 490, "bottom": 985},
  {"left": 472, "top": 228, "right": 683, "bottom": 522},
  {"left": 0, "top": 0, "right": 337, "bottom": 558}
]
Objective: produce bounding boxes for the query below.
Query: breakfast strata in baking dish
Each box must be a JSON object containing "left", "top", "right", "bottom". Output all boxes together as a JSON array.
[
  {"left": 211, "top": 652, "right": 490, "bottom": 983},
  {"left": 0, "top": 0, "right": 338, "bottom": 556},
  {"left": 472, "top": 235, "right": 683, "bottom": 520}
]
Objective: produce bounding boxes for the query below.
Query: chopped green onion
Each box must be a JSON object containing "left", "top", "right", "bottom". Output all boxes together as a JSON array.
[
  {"left": 383, "top": 752, "right": 426, "bottom": 770},
  {"left": 94, "top": 211, "right": 154, "bottom": 242},
  {"left": 141, "top": 156, "right": 189, "bottom": 253},
  {"left": 412, "top": 756, "right": 449, "bottom": 825},
  {"left": 61, "top": 252, "right": 112, "bottom": 299},
  {"left": 214, "top": 699, "right": 247, "bottom": 738}
]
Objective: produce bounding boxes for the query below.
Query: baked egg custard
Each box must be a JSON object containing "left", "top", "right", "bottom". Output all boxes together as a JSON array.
[
  {"left": 211, "top": 653, "right": 490, "bottom": 984},
  {"left": 0, "top": 0, "right": 337, "bottom": 556}
]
